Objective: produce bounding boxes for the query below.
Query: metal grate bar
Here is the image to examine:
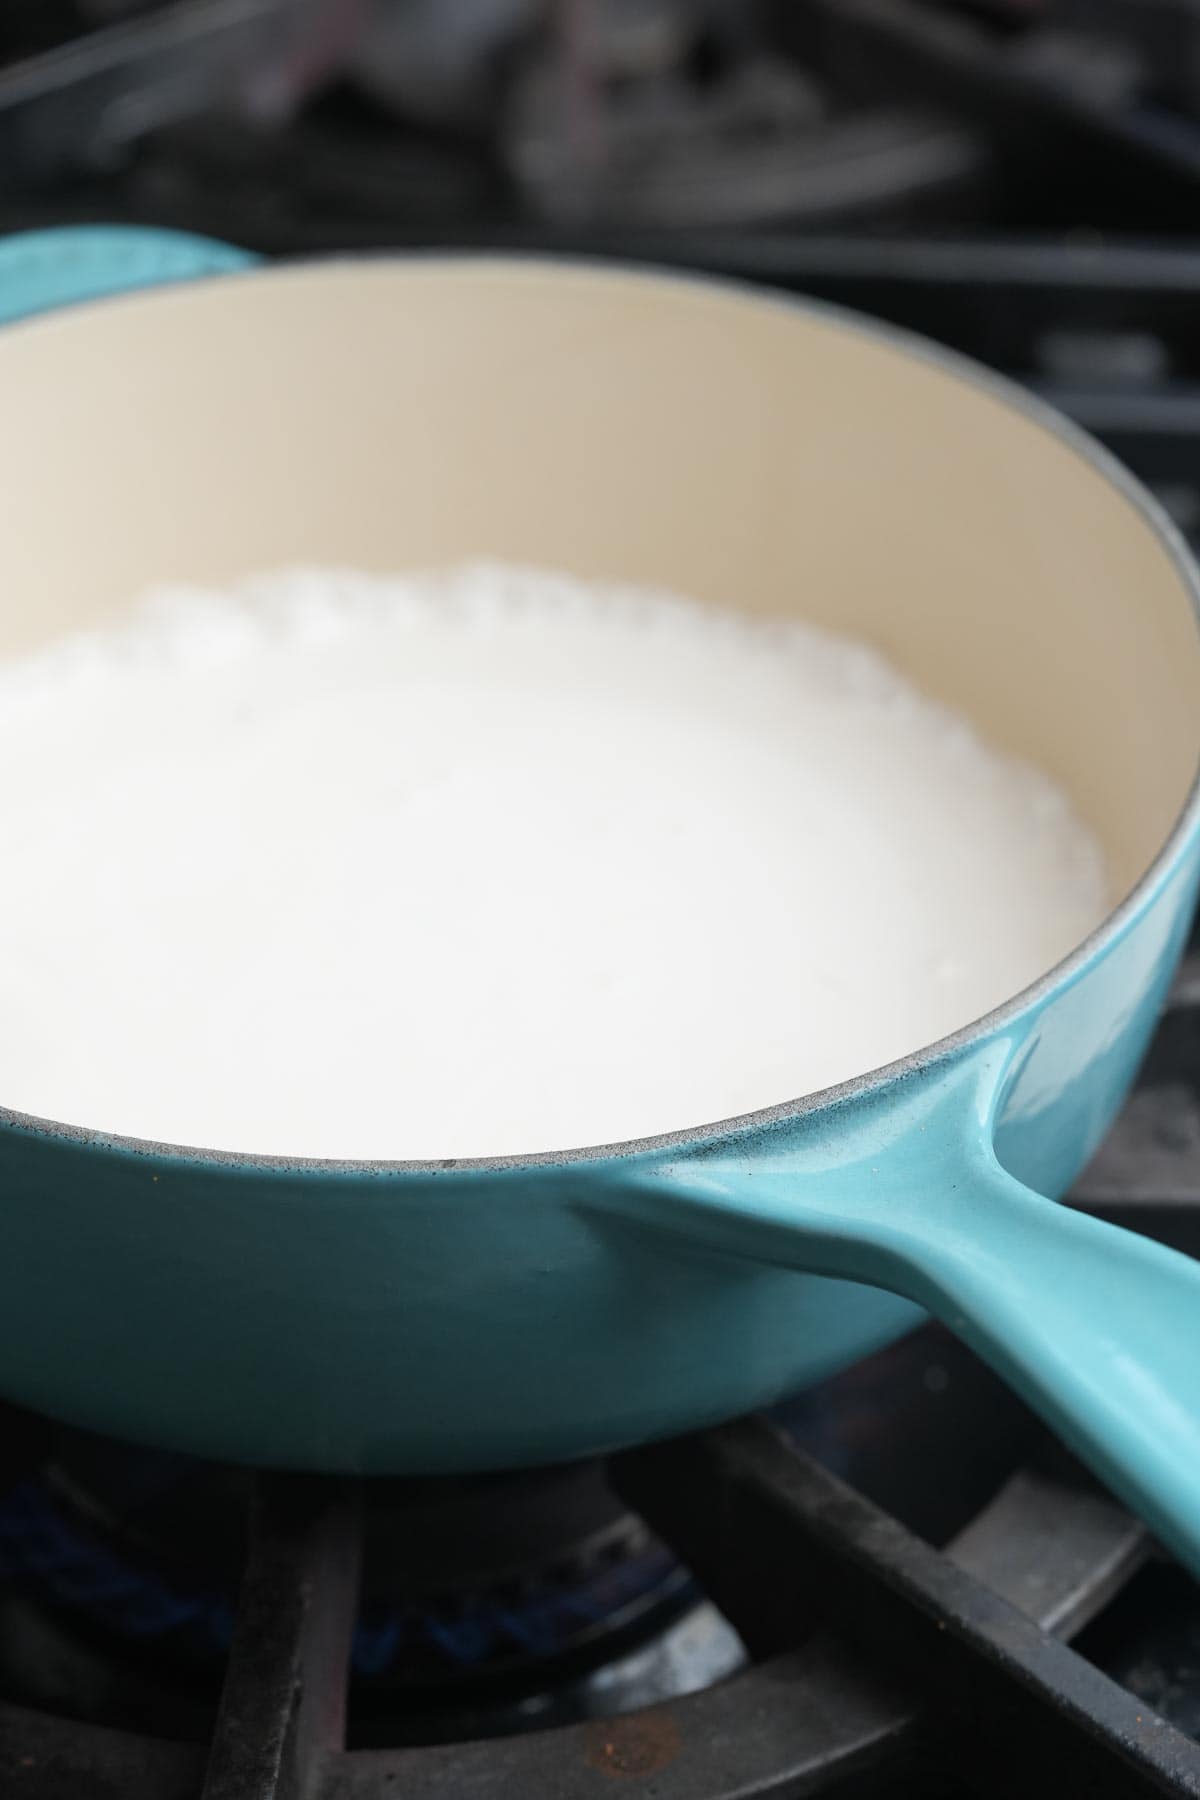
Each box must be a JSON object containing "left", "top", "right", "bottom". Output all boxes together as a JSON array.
[
  {"left": 615, "top": 1420, "right": 1200, "bottom": 1798},
  {"left": 202, "top": 1475, "right": 360, "bottom": 1800}
]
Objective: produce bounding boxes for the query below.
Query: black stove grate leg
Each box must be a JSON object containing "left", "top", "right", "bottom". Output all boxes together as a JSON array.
[{"left": 202, "top": 1475, "right": 360, "bottom": 1800}]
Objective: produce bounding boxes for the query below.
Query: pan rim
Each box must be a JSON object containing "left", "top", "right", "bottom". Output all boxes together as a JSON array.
[{"left": 2, "top": 248, "right": 1198, "bottom": 1176}]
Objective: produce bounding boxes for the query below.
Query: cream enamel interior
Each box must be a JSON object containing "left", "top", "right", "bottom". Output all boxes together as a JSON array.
[{"left": 0, "top": 257, "right": 1197, "bottom": 902}]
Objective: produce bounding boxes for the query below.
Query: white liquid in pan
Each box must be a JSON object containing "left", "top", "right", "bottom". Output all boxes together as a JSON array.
[{"left": 0, "top": 564, "right": 1107, "bottom": 1158}]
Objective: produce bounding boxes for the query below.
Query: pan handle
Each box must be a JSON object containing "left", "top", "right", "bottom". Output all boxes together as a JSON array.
[
  {"left": 614, "top": 1041, "right": 1200, "bottom": 1580},
  {"left": 0, "top": 225, "right": 254, "bottom": 327}
]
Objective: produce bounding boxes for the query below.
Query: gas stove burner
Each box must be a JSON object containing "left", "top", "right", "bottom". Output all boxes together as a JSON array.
[
  {"left": 0, "top": 1434, "right": 693, "bottom": 1693},
  {"left": 0, "top": 1323, "right": 1042, "bottom": 1744}
]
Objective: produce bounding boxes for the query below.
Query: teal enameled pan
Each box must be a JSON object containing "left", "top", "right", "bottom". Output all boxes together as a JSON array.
[{"left": 1, "top": 228, "right": 1199, "bottom": 1575}]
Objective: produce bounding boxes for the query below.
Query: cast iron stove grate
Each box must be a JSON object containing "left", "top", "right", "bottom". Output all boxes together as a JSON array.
[{"left": 3, "top": 1417, "right": 1199, "bottom": 1798}]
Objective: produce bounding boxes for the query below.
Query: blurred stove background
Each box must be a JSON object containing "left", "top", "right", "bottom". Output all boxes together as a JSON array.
[{"left": 5, "top": 0, "right": 1200, "bottom": 245}]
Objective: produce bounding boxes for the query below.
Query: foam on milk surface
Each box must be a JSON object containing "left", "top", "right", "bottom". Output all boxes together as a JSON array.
[{"left": 0, "top": 564, "right": 1107, "bottom": 1158}]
